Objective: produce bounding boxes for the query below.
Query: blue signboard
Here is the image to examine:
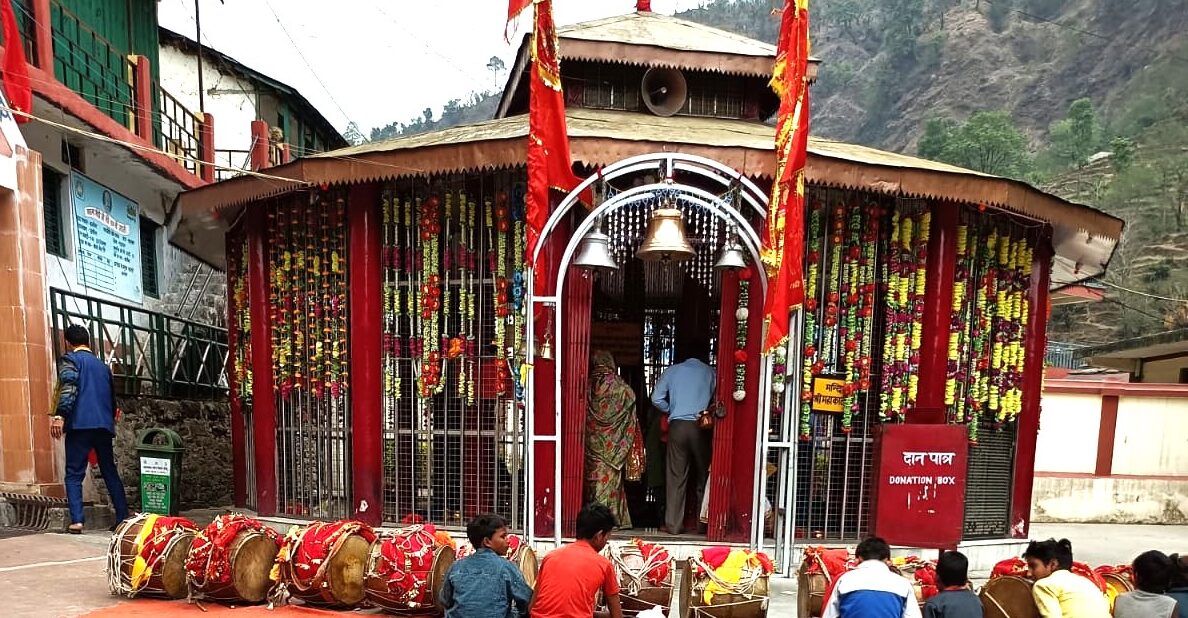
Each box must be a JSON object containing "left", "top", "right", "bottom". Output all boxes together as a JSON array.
[{"left": 71, "top": 172, "right": 143, "bottom": 303}]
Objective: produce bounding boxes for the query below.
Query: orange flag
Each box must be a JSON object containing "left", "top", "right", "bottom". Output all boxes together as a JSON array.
[
  {"left": 1, "top": 0, "right": 32, "bottom": 123},
  {"left": 762, "top": 0, "right": 811, "bottom": 354},
  {"left": 509, "top": 0, "right": 580, "bottom": 264}
]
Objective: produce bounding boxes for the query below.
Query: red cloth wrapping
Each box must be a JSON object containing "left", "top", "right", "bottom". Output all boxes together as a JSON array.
[
  {"left": 802, "top": 547, "right": 854, "bottom": 580},
  {"left": 631, "top": 539, "right": 672, "bottom": 586},
  {"left": 370, "top": 524, "right": 449, "bottom": 608},
  {"left": 1072, "top": 561, "right": 1108, "bottom": 593},
  {"left": 185, "top": 514, "right": 280, "bottom": 587},
  {"left": 1094, "top": 564, "right": 1134, "bottom": 580},
  {"left": 912, "top": 563, "right": 939, "bottom": 600},
  {"left": 276, "top": 521, "right": 377, "bottom": 592},
  {"left": 991, "top": 557, "right": 1030, "bottom": 579},
  {"left": 139, "top": 516, "right": 198, "bottom": 568}
]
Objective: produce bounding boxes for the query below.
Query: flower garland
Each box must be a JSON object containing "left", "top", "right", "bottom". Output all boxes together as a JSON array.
[
  {"left": 878, "top": 206, "right": 929, "bottom": 421},
  {"left": 733, "top": 269, "right": 752, "bottom": 402},
  {"left": 417, "top": 195, "right": 444, "bottom": 397},
  {"left": 945, "top": 223, "right": 971, "bottom": 421},
  {"left": 492, "top": 193, "right": 512, "bottom": 397},
  {"left": 229, "top": 232, "right": 252, "bottom": 404},
  {"left": 798, "top": 200, "right": 823, "bottom": 440}
]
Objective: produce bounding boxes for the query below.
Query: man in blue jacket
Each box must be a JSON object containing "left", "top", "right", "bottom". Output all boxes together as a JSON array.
[{"left": 49, "top": 325, "right": 129, "bottom": 533}]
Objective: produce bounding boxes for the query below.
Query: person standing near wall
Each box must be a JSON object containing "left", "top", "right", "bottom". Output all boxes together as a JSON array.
[
  {"left": 49, "top": 325, "right": 129, "bottom": 533},
  {"left": 650, "top": 338, "right": 714, "bottom": 535}
]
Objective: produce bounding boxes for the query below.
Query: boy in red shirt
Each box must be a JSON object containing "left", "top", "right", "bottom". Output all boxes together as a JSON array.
[{"left": 530, "top": 503, "right": 624, "bottom": 618}]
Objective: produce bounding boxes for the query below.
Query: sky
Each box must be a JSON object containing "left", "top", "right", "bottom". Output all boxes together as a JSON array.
[{"left": 158, "top": 0, "right": 708, "bottom": 137}]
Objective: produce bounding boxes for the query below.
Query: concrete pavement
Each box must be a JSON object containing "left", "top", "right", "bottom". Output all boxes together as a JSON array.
[{"left": 0, "top": 523, "right": 1182, "bottom": 617}]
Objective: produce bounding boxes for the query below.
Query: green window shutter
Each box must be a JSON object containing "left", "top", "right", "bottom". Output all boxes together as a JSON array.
[
  {"left": 140, "top": 217, "right": 159, "bottom": 298},
  {"left": 42, "top": 166, "right": 66, "bottom": 258}
]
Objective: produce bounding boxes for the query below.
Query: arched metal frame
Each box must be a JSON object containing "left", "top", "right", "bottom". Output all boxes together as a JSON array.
[{"left": 524, "top": 153, "right": 798, "bottom": 557}]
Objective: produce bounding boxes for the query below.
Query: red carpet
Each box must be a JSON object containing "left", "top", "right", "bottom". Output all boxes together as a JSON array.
[{"left": 81, "top": 598, "right": 355, "bottom": 616}]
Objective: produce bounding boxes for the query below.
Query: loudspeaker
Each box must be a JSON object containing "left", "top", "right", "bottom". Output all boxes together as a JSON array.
[{"left": 641, "top": 67, "right": 688, "bottom": 117}]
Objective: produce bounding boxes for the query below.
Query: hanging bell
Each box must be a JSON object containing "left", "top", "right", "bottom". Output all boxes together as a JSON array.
[
  {"left": 714, "top": 236, "right": 748, "bottom": 270},
  {"left": 573, "top": 218, "right": 619, "bottom": 271},
  {"left": 537, "top": 333, "right": 554, "bottom": 360},
  {"left": 636, "top": 207, "right": 696, "bottom": 262}
]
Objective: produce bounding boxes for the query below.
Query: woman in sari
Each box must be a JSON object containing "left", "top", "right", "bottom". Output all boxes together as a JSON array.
[{"left": 586, "top": 349, "right": 638, "bottom": 529}]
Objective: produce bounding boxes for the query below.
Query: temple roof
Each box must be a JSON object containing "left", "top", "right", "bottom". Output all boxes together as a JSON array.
[
  {"left": 557, "top": 12, "right": 776, "bottom": 58},
  {"left": 174, "top": 108, "right": 1121, "bottom": 290}
]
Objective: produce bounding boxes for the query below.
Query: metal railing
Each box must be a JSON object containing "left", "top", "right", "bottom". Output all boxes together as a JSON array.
[
  {"left": 49, "top": 0, "right": 134, "bottom": 127},
  {"left": 1046, "top": 341, "right": 1088, "bottom": 370},
  {"left": 215, "top": 148, "right": 252, "bottom": 181},
  {"left": 156, "top": 84, "right": 202, "bottom": 176},
  {"left": 50, "top": 288, "right": 229, "bottom": 400}
]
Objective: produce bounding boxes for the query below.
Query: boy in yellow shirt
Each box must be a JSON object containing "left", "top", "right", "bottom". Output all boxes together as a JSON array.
[{"left": 1024, "top": 538, "right": 1110, "bottom": 618}]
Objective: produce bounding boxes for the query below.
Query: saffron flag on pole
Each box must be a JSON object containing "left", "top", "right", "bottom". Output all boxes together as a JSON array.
[
  {"left": 509, "top": 0, "right": 580, "bottom": 263},
  {"left": 0, "top": 0, "right": 32, "bottom": 123},
  {"left": 761, "top": 0, "right": 811, "bottom": 355}
]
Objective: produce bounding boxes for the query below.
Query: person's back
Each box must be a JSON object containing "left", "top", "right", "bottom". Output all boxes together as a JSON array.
[
  {"left": 530, "top": 504, "right": 622, "bottom": 618},
  {"left": 1024, "top": 539, "right": 1110, "bottom": 618},
  {"left": 1168, "top": 553, "right": 1188, "bottom": 618},
  {"left": 1114, "top": 550, "right": 1178, "bottom": 618},
  {"left": 440, "top": 514, "right": 533, "bottom": 618},
  {"left": 924, "top": 551, "right": 982, "bottom": 618},
  {"left": 651, "top": 358, "right": 715, "bottom": 420},
  {"left": 63, "top": 347, "right": 116, "bottom": 432},
  {"left": 823, "top": 537, "right": 921, "bottom": 618}
]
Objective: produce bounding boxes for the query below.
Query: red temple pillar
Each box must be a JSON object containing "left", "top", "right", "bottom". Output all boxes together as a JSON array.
[
  {"left": 132, "top": 56, "right": 153, "bottom": 142},
  {"left": 247, "top": 207, "right": 278, "bottom": 515},
  {"left": 32, "top": 0, "right": 53, "bottom": 76},
  {"left": 1011, "top": 231, "right": 1053, "bottom": 538},
  {"left": 199, "top": 113, "right": 216, "bottom": 183},
  {"left": 914, "top": 203, "right": 959, "bottom": 423},
  {"left": 250, "top": 120, "right": 270, "bottom": 171},
  {"left": 560, "top": 267, "right": 593, "bottom": 536},
  {"left": 348, "top": 183, "right": 383, "bottom": 525}
]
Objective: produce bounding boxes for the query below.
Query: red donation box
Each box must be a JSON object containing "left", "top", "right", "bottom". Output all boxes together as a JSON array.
[{"left": 872, "top": 424, "right": 969, "bottom": 549}]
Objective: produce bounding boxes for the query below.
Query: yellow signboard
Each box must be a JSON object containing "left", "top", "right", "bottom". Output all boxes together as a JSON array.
[{"left": 812, "top": 377, "right": 845, "bottom": 413}]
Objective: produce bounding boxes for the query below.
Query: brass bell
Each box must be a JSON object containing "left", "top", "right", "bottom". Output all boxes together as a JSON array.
[
  {"left": 636, "top": 207, "right": 695, "bottom": 262},
  {"left": 537, "top": 337, "right": 554, "bottom": 361},
  {"left": 714, "top": 236, "right": 748, "bottom": 270},
  {"left": 573, "top": 218, "right": 618, "bottom": 271}
]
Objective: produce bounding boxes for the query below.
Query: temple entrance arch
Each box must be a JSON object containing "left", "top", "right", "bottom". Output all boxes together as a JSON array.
[{"left": 525, "top": 153, "right": 798, "bottom": 567}]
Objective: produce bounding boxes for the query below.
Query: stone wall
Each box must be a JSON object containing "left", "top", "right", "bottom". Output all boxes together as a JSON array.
[
  {"left": 1032, "top": 476, "right": 1188, "bottom": 524},
  {"left": 112, "top": 397, "right": 232, "bottom": 510}
]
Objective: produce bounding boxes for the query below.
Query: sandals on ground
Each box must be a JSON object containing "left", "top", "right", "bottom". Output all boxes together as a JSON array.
[{"left": 67, "top": 523, "right": 83, "bottom": 534}]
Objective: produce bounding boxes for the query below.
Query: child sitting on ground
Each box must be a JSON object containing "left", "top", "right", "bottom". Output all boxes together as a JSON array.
[
  {"left": 924, "top": 551, "right": 983, "bottom": 618},
  {"left": 530, "top": 503, "right": 623, "bottom": 618},
  {"left": 439, "top": 513, "right": 534, "bottom": 618},
  {"left": 1114, "top": 550, "right": 1178, "bottom": 618},
  {"left": 1024, "top": 538, "right": 1110, "bottom": 618}
]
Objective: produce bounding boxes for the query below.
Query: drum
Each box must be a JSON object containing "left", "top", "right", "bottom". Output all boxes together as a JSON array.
[
  {"left": 107, "top": 513, "right": 198, "bottom": 599},
  {"left": 1101, "top": 571, "right": 1134, "bottom": 610},
  {"left": 608, "top": 540, "right": 674, "bottom": 617},
  {"left": 186, "top": 514, "right": 281, "bottom": 604},
  {"left": 795, "top": 570, "right": 827, "bottom": 618},
  {"left": 685, "top": 549, "right": 774, "bottom": 618},
  {"left": 980, "top": 576, "right": 1040, "bottom": 618},
  {"left": 274, "top": 521, "right": 377, "bottom": 608},
  {"left": 457, "top": 533, "right": 538, "bottom": 588},
  {"left": 364, "top": 524, "right": 457, "bottom": 613}
]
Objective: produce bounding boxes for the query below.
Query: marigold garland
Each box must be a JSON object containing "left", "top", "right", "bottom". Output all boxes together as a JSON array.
[{"left": 733, "top": 270, "right": 752, "bottom": 402}]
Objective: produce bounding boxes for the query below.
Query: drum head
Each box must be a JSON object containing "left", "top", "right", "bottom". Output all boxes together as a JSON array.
[
  {"left": 231, "top": 531, "right": 281, "bottom": 603},
  {"left": 981, "top": 576, "right": 1039, "bottom": 618},
  {"left": 517, "top": 547, "right": 539, "bottom": 589},
  {"left": 1102, "top": 573, "right": 1133, "bottom": 595},
  {"left": 326, "top": 533, "right": 371, "bottom": 606},
  {"left": 428, "top": 545, "right": 457, "bottom": 606},
  {"left": 159, "top": 534, "right": 195, "bottom": 599}
]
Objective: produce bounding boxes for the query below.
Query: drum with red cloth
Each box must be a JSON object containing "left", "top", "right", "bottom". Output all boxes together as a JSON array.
[
  {"left": 186, "top": 513, "right": 281, "bottom": 603},
  {"left": 684, "top": 547, "right": 775, "bottom": 618},
  {"left": 607, "top": 539, "right": 674, "bottom": 616},
  {"left": 273, "top": 520, "right": 377, "bottom": 608},
  {"left": 456, "top": 533, "right": 537, "bottom": 588},
  {"left": 894, "top": 556, "right": 938, "bottom": 612},
  {"left": 363, "top": 524, "right": 457, "bottom": 613},
  {"left": 107, "top": 513, "right": 198, "bottom": 599},
  {"left": 1095, "top": 564, "right": 1134, "bottom": 610},
  {"left": 796, "top": 547, "right": 856, "bottom": 618},
  {"left": 980, "top": 576, "right": 1040, "bottom": 618}
]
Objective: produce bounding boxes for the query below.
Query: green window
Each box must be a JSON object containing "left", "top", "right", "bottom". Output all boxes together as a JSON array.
[
  {"left": 140, "top": 217, "right": 159, "bottom": 298},
  {"left": 43, "top": 166, "right": 66, "bottom": 258}
]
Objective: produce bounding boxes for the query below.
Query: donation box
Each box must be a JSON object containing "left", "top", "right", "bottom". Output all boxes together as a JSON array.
[{"left": 872, "top": 424, "right": 969, "bottom": 549}]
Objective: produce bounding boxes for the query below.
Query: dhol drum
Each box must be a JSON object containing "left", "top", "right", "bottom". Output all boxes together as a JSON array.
[
  {"left": 186, "top": 513, "right": 281, "bottom": 604},
  {"left": 1098, "top": 569, "right": 1134, "bottom": 611},
  {"left": 107, "top": 513, "right": 198, "bottom": 599},
  {"left": 273, "top": 520, "right": 377, "bottom": 608},
  {"left": 684, "top": 549, "right": 775, "bottom": 618},
  {"left": 607, "top": 539, "right": 674, "bottom": 616},
  {"left": 795, "top": 547, "right": 855, "bottom": 618},
  {"left": 364, "top": 524, "right": 457, "bottom": 614},
  {"left": 456, "top": 533, "right": 538, "bottom": 588},
  {"left": 980, "top": 576, "right": 1041, "bottom": 618}
]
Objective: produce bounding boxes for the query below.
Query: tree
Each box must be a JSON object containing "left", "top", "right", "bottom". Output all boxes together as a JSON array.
[
  {"left": 1047, "top": 98, "right": 1099, "bottom": 168},
  {"left": 1109, "top": 136, "right": 1136, "bottom": 173},
  {"left": 487, "top": 56, "right": 507, "bottom": 89},
  {"left": 916, "top": 112, "right": 1030, "bottom": 178},
  {"left": 342, "top": 122, "right": 366, "bottom": 146}
]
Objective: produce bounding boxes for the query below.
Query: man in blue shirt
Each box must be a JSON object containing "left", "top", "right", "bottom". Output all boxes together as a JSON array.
[
  {"left": 823, "top": 537, "right": 922, "bottom": 618},
  {"left": 440, "top": 513, "right": 534, "bottom": 618},
  {"left": 49, "top": 325, "right": 129, "bottom": 533},
  {"left": 650, "top": 339, "right": 715, "bottom": 535}
]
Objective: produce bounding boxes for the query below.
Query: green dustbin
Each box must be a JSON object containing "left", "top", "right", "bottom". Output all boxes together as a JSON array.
[{"left": 136, "top": 428, "right": 184, "bottom": 516}]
